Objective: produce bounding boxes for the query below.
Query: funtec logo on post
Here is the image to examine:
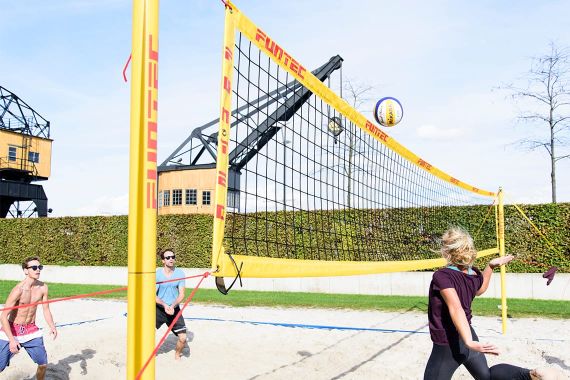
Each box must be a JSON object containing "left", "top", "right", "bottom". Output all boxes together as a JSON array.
[
  {"left": 215, "top": 46, "right": 233, "bottom": 221},
  {"left": 255, "top": 29, "right": 306, "bottom": 79},
  {"left": 145, "top": 34, "right": 159, "bottom": 209}
]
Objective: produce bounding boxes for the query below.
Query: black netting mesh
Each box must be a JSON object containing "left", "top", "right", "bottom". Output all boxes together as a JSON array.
[{"left": 223, "top": 33, "right": 496, "bottom": 262}]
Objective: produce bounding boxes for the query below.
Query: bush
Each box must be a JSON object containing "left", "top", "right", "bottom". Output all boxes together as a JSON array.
[
  {"left": 0, "top": 203, "right": 567, "bottom": 272},
  {"left": 0, "top": 214, "right": 212, "bottom": 268}
]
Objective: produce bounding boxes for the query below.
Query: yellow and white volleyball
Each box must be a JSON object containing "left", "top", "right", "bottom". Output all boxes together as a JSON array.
[{"left": 374, "top": 97, "right": 403, "bottom": 127}]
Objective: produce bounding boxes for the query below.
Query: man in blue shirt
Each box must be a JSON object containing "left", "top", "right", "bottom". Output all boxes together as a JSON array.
[{"left": 156, "top": 249, "right": 187, "bottom": 360}]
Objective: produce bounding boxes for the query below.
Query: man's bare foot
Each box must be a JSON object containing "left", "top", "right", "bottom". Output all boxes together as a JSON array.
[{"left": 175, "top": 337, "right": 186, "bottom": 360}]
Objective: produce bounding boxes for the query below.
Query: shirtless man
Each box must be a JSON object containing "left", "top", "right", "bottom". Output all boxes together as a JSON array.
[{"left": 0, "top": 256, "right": 57, "bottom": 380}]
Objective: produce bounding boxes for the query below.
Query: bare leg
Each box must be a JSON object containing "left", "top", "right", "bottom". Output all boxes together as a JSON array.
[
  {"left": 175, "top": 333, "right": 187, "bottom": 360},
  {"left": 531, "top": 367, "right": 566, "bottom": 379},
  {"left": 36, "top": 364, "right": 47, "bottom": 380}
]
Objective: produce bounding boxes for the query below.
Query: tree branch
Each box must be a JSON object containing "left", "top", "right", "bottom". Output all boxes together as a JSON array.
[
  {"left": 511, "top": 90, "right": 551, "bottom": 106},
  {"left": 518, "top": 113, "right": 550, "bottom": 123}
]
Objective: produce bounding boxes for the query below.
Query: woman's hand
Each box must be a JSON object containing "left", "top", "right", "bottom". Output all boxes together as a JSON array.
[
  {"left": 489, "top": 255, "right": 514, "bottom": 269},
  {"left": 465, "top": 341, "right": 500, "bottom": 355}
]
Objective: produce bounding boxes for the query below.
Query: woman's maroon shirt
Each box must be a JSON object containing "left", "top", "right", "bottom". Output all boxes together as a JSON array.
[{"left": 427, "top": 267, "right": 483, "bottom": 345}]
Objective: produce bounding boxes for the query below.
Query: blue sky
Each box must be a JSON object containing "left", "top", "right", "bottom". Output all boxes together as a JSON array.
[{"left": 2, "top": 0, "right": 569, "bottom": 216}]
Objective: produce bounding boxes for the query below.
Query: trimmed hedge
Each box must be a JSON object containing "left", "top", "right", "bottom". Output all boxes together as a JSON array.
[
  {"left": 503, "top": 203, "right": 570, "bottom": 273},
  {"left": 0, "top": 214, "right": 213, "bottom": 268},
  {"left": 0, "top": 203, "right": 568, "bottom": 272}
]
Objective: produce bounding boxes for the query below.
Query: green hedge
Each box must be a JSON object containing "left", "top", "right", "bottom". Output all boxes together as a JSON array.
[
  {"left": 502, "top": 203, "right": 570, "bottom": 273},
  {"left": 0, "top": 203, "right": 568, "bottom": 272},
  {"left": 0, "top": 214, "right": 213, "bottom": 268}
]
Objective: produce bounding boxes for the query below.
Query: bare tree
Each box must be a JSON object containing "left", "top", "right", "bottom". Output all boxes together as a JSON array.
[
  {"left": 343, "top": 79, "right": 373, "bottom": 208},
  {"left": 502, "top": 43, "right": 570, "bottom": 203}
]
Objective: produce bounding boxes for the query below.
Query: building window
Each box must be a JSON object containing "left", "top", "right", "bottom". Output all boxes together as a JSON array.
[
  {"left": 185, "top": 189, "right": 197, "bottom": 205},
  {"left": 28, "top": 151, "right": 40, "bottom": 163},
  {"left": 172, "top": 189, "right": 182, "bottom": 206},
  {"left": 202, "top": 190, "right": 211, "bottom": 205},
  {"left": 163, "top": 190, "right": 170, "bottom": 206},
  {"left": 227, "top": 190, "right": 240, "bottom": 210},
  {"left": 8, "top": 146, "right": 17, "bottom": 161},
  {"left": 158, "top": 191, "right": 163, "bottom": 208}
]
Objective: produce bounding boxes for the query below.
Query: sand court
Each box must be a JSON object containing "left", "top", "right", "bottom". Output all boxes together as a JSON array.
[{"left": 1, "top": 299, "right": 568, "bottom": 379}]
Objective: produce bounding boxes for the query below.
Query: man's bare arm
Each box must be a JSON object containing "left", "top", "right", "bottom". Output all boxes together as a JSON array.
[
  {"left": 1, "top": 286, "right": 23, "bottom": 352},
  {"left": 41, "top": 284, "right": 57, "bottom": 339},
  {"left": 156, "top": 295, "right": 168, "bottom": 307},
  {"left": 172, "top": 285, "right": 185, "bottom": 309}
]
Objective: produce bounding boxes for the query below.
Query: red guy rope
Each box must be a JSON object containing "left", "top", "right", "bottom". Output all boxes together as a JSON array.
[
  {"left": 0, "top": 273, "right": 208, "bottom": 313},
  {"left": 122, "top": 54, "right": 132, "bottom": 82},
  {"left": 136, "top": 271, "right": 210, "bottom": 380}
]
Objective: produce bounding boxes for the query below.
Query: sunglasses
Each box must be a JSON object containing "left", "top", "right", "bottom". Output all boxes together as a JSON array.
[
  {"left": 163, "top": 255, "right": 176, "bottom": 260},
  {"left": 27, "top": 265, "right": 44, "bottom": 271}
]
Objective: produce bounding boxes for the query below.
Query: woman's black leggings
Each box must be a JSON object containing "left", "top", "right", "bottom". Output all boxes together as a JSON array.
[{"left": 423, "top": 327, "right": 532, "bottom": 380}]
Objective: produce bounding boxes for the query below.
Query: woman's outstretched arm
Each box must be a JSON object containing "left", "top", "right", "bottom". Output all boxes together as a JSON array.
[
  {"left": 440, "top": 287, "right": 499, "bottom": 355},
  {"left": 476, "top": 255, "right": 515, "bottom": 296}
]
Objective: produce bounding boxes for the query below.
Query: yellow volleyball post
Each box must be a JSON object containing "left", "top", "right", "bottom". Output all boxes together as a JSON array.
[
  {"left": 497, "top": 187, "right": 507, "bottom": 334},
  {"left": 211, "top": 3, "right": 236, "bottom": 275},
  {"left": 127, "top": 0, "right": 159, "bottom": 379}
]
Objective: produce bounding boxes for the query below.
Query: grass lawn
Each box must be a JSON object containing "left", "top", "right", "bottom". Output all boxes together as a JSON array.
[{"left": 1, "top": 280, "right": 568, "bottom": 319}]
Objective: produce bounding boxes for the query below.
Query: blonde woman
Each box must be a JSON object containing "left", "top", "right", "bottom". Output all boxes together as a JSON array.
[{"left": 423, "top": 227, "right": 554, "bottom": 380}]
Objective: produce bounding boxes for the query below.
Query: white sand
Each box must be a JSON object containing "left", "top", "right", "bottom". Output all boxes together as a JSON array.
[{"left": 2, "top": 299, "right": 569, "bottom": 379}]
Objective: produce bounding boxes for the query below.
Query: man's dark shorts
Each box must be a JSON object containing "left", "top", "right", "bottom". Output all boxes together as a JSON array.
[{"left": 156, "top": 305, "right": 187, "bottom": 335}]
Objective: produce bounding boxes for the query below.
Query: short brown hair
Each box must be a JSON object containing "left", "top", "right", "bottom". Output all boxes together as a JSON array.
[
  {"left": 157, "top": 248, "right": 174, "bottom": 260},
  {"left": 22, "top": 256, "right": 40, "bottom": 270}
]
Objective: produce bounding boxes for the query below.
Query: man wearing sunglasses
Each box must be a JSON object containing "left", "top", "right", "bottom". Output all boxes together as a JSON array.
[
  {"left": 155, "top": 249, "right": 188, "bottom": 360},
  {"left": 0, "top": 256, "right": 57, "bottom": 380}
]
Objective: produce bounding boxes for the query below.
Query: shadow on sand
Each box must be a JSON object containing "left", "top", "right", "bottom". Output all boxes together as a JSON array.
[
  {"left": 156, "top": 330, "right": 194, "bottom": 359},
  {"left": 25, "top": 349, "right": 97, "bottom": 380}
]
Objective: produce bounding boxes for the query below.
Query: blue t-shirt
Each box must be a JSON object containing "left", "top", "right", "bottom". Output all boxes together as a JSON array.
[{"left": 156, "top": 268, "right": 185, "bottom": 306}]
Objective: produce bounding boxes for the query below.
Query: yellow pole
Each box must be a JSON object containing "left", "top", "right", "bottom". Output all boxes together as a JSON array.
[
  {"left": 497, "top": 187, "right": 507, "bottom": 334},
  {"left": 211, "top": 4, "right": 235, "bottom": 274},
  {"left": 127, "top": 0, "right": 159, "bottom": 379}
]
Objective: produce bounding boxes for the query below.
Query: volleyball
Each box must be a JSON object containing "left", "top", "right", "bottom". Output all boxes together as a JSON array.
[{"left": 374, "top": 97, "right": 403, "bottom": 127}]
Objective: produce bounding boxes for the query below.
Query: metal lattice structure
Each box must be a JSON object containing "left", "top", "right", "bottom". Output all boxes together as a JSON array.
[
  {"left": 159, "top": 56, "right": 342, "bottom": 171},
  {"left": 158, "top": 56, "right": 343, "bottom": 212},
  {"left": 0, "top": 86, "right": 51, "bottom": 218},
  {"left": 0, "top": 86, "right": 50, "bottom": 138}
]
